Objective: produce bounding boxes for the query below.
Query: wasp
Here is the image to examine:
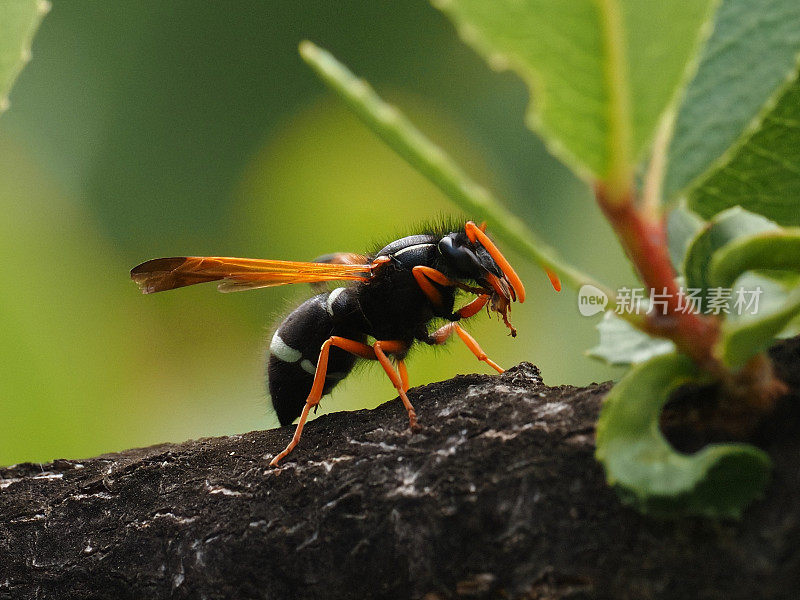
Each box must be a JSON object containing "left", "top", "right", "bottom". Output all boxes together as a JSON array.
[{"left": 131, "top": 221, "right": 560, "bottom": 465}]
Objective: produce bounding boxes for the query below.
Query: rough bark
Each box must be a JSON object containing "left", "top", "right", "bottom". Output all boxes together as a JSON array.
[{"left": 1, "top": 339, "right": 799, "bottom": 600}]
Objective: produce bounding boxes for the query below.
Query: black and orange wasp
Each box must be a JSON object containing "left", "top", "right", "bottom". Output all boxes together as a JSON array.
[{"left": 131, "top": 220, "right": 560, "bottom": 464}]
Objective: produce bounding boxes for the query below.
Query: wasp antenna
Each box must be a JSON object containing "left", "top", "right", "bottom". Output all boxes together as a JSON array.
[{"left": 545, "top": 269, "right": 562, "bottom": 292}]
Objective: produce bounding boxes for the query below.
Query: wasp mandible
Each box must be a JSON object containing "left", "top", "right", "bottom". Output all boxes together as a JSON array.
[{"left": 131, "top": 221, "right": 561, "bottom": 465}]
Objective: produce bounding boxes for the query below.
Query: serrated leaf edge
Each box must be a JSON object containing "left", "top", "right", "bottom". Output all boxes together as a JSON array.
[{"left": 677, "top": 52, "right": 800, "bottom": 204}]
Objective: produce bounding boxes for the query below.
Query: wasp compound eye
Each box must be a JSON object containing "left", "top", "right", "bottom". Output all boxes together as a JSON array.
[{"left": 438, "top": 235, "right": 483, "bottom": 276}]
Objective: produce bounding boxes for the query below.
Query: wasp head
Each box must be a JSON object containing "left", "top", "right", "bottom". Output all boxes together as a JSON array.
[{"left": 438, "top": 222, "right": 526, "bottom": 336}]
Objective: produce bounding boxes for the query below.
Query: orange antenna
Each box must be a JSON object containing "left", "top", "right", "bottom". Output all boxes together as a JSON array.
[
  {"left": 465, "top": 221, "right": 526, "bottom": 303},
  {"left": 545, "top": 268, "right": 561, "bottom": 292}
]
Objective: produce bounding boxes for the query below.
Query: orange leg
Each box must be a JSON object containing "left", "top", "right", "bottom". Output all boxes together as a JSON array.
[
  {"left": 429, "top": 322, "right": 504, "bottom": 374},
  {"left": 270, "top": 336, "right": 413, "bottom": 466},
  {"left": 270, "top": 336, "right": 373, "bottom": 466},
  {"left": 373, "top": 342, "right": 417, "bottom": 428},
  {"left": 397, "top": 359, "right": 410, "bottom": 392},
  {"left": 455, "top": 294, "right": 490, "bottom": 319},
  {"left": 412, "top": 265, "right": 454, "bottom": 307}
]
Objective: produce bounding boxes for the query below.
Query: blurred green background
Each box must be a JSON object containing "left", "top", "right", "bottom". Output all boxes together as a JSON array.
[{"left": 0, "top": 1, "right": 630, "bottom": 466}]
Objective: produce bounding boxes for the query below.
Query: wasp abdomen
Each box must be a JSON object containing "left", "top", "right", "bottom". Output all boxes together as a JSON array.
[{"left": 267, "top": 290, "right": 365, "bottom": 426}]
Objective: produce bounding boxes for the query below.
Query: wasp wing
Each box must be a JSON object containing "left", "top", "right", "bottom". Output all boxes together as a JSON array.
[
  {"left": 310, "top": 252, "right": 370, "bottom": 266},
  {"left": 306, "top": 252, "right": 371, "bottom": 292},
  {"left": 130, "top": 256, "right": 372, "bottom": 294}
]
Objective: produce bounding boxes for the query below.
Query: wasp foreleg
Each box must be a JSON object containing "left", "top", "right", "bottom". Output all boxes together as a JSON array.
[
  {"left": 427, "top": 322, "right": 504, "bottom": 374},
  {"left": 412, "top": 265, "right": 454, "bottom": 307},
  {"left": 452, "top": 294, "right": 491, "bottom": 320}
]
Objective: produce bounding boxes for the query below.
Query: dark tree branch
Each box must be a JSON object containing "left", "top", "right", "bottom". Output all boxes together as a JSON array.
[{"left": 2, "top": 339, "right": 800, "bottom": 600}]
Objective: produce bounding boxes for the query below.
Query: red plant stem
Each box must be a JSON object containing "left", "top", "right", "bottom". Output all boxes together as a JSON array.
[{"left": 595, "top": 184, "right": 723, "bottom": 375}]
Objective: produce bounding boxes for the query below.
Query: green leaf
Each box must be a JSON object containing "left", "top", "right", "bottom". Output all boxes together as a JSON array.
[
  {"left": 706, "top": 229, "right": 800, "bottom": 367},
  {"left": 433, "top": 0, "right": 716, "bottom": 185},
  {"left": 596, "top": 353, "right": 771, "bottom": 518},
  {"left": 682, "top": 209, "right": 800, "bottom": 367},
  {"left": 587, "top": 311, "right": 674, "bottom": 366},
  {"left": 721, "top": 288, "right": 800, "bottom": 369},
  {"left": 709, "top": 228, "right": 800, "bottom": 289},
  {"left": 683, "top": 207, "right": 778, "bottom": 298},
  {"left": 663, "top": 0, "right": 800, "bottom": 223},
  {"left": 687, "top": 76, "right": 800, "bottom": 226},
  {"left": 667, "top": 204, "right": 704, "bottom": 270},
  {"left": 0, "top": 0, "right": 49, "bottom": 112},
  {"left": 727, "top": 272, "right": 800, "bottom": 326}
]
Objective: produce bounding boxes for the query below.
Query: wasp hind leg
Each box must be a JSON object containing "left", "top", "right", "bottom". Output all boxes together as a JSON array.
[
  {"left": 270, "top": 336, "right": 415, "bottom": 466},
  {"left": 373, "top": 341, "right": 416, "bottom": 427},
  {"left": 397, "top": 359, "right": 409, "bottom": 392},
  {"left": 427, "top": 322, "right": 504, "bottom": 374}
]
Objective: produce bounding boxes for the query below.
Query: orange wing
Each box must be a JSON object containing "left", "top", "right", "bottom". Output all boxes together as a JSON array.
[{"left": 130, "top": 256, "right": 373, "bottom": 294}]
